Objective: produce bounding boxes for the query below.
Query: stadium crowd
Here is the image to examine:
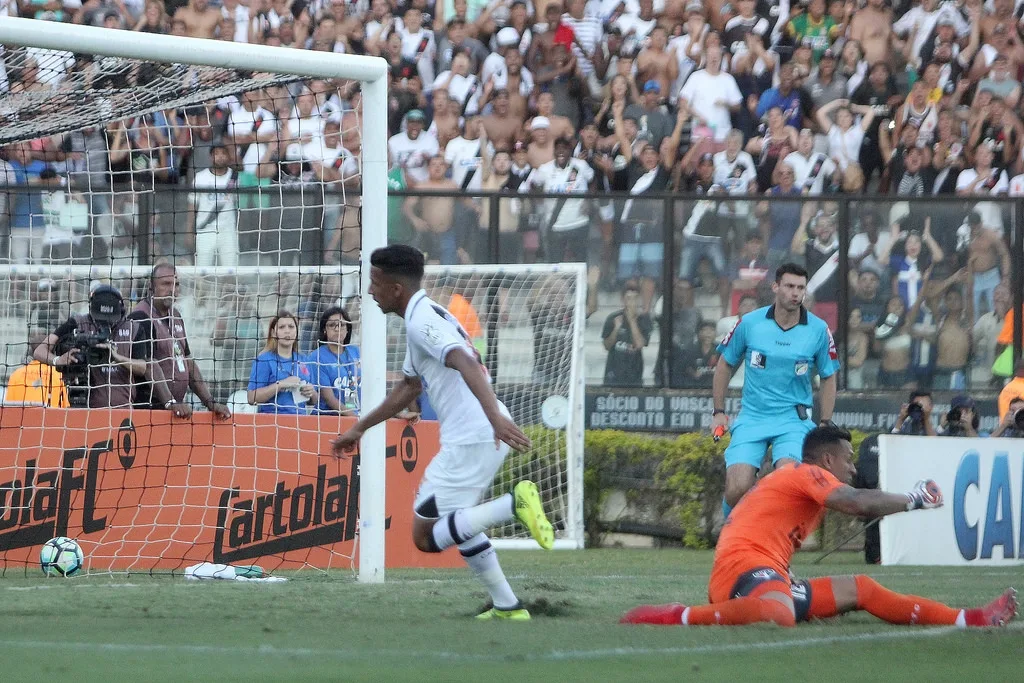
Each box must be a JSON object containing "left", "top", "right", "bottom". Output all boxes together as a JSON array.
[{"left": 1, "top": 0, "right": 1024, "bottom": 397}]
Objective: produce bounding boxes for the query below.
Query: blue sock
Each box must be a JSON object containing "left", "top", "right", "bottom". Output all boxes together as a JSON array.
[{"left": 721, "top": 499, "right": 733, "bottom": 519}]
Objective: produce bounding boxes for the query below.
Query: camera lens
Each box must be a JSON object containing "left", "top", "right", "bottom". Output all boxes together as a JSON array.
[
  {"left": 1014, "top": 411, "right": 1024, "bottom": 430},
  {"left": 907, "top": 403, "right": 923, "bottom": 419}
]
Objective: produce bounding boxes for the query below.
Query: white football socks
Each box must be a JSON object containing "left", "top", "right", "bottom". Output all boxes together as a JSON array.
[
  {"left": 459, "top": 534, "right": 519, "bottom": 611},
  {"left": 431, "top": 494, "right": 515, "bottom": 550}
]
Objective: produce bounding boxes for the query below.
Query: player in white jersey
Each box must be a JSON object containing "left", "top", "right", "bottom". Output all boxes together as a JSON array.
[{"left": 330, "top": 245, "right": 554, "bottom": 620}]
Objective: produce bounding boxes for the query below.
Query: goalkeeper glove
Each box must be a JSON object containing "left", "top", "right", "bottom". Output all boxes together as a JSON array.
[{"left": 905, "top": 479, "right": 943, "bottom": 511}]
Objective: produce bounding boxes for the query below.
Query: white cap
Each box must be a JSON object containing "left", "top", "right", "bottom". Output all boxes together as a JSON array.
[
  {"left": 530, "top": 116, "right": 550, "bottom": 130},
  {"left": 496, "top": 27, "right": 520, "bottom": 47}
]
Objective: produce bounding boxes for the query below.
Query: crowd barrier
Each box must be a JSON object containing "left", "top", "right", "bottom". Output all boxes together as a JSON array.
[{"left": 0, "top": 407, "right": 459, "bottom": 571}]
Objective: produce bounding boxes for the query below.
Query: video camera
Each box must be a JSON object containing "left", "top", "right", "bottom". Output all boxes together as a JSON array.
[{"left": 54, "top": 286, "right": 125, "bottom": 408}]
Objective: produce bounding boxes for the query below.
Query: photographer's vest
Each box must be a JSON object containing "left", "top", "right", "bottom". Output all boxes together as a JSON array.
[
  {"left": 132, "top": 299, "right": 190, "bottom": 404},
  {"left": 72, "top": 314, "right": 140, "bottom": 409}
]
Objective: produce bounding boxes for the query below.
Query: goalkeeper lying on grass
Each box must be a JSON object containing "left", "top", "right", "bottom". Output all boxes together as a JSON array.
[{"left": 622, "top": 425, "right": 1017, "bottom": 628}]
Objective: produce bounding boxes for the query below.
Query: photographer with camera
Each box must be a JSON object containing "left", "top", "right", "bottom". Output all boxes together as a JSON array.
[
  {"left": 130, "top": 263, "right": 231, "bottom": 419},
  {"left": 890, "top": 390, "right": 937, "bottom": 436},
  {"left": 938, "top": 394, "right": 980, "bottom": 438},
  {"left": 32, "top": 285, "right": 149, "bottom": 409},
  {"left": 990, "top": 398, "right": 1024, "bottom": 439}
]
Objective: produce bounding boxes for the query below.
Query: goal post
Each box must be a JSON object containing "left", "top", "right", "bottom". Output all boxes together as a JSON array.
[{"left": 0, "top": 17, "right": 390, "bottom": 582}]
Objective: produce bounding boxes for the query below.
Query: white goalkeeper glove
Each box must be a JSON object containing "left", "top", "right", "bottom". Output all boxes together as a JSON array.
[{"left": 905, "top": 479, "right": 943, "bottom": 511}]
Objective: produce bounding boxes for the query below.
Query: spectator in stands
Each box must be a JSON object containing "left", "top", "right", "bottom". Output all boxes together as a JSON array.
[
  {"left": 389, "top": 108, "right": 439, "bottom": 184},
  {"left": 403, "top": 155, "right": 463, "bottom": 264},
  {"left": 783, "top": 128, "right": 836, "bottom": 196},
  {"left": 791, "top": 210, "right": 841, "bottom": 331},
  {"left": 961, "top": 210, "right": 1010, "bottom": 320},
  {"left": 135, "top": 0, "right": 170, "bottom": 33},
  {"left": 805, "top": 49, "right": 847, "bottom": 110},
  {"left": 973, "top": 283, "right": 1011, "bottom": 382},
  {"left": 614, "top": 105, "right": 686, "bottom": 313},
  {"left": 656, "top": 278, "right": 702, "bottom": 388},
  {"left": 130, "top": 263, "right": 230, "bottom": 417},
  {"left": 755, "top": 62, "right": 811, "bottom": 132},
  {"left": 747, "top": 106, "right": 798, "bottom": 191},
  {"left": 33, "top": 285, "right": 149, "bottom": 409},
  {"left": 845, "top": 307, "right": 869, "bottom": 390},
  {"left": 520, "top": 136, "right": 593, "bottom": 263},
  {"left": 873, "top": 294, "right": 913, "bottom": 389},
  {"left": 816, "top": 98, "right": 876, "bottom": 177},
  {"left": 247, "top": 310, "right": 317, "bottom": 414},
  {"left": 727, "top": 232, "right": 770, "bottom": 311},
  {"left": 881, "top": 223, "right": 944, "bottom": 309},
  {"left": 850, "top": 267, "right": 887, "bottom": 330},
  {"left": 310, "top": 305, "right": 360, "bottom": 416},
  {"left": 174, "top": 0, "right": 221, "bottom": 38},
  {"left": 933, "top": 279, "right": 972, "bottom": 391},
  {"left": 671, "top": 320, "right": 719, "bottom": 389},
  {"left": 758, "top": 161, "right": 802, "bottom": 263},
  {"left": 678, "top": 44, "right": 743, "bottom": 146},
  {"left": 602, "top": 280, "right": 652, "bottom": 387},
  {"left": 187, "top": 142, "right": 239, "bottom": 270},
  {"left": 850, "top": 61, "right": 900, "bottom": 184}
]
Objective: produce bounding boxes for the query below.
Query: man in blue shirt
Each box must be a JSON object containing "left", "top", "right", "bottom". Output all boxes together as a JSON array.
[
  {"left": 755, "top": 64, "right": 812, "bottom": 130},
  {"left": 711, "top": 263, "right": 839, "bottom": 516}
]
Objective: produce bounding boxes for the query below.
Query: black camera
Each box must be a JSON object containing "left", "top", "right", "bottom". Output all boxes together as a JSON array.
[
  {"left": 54, "top": 329, "right": 112, "bottom": 408},
  {"left": 1015, "top": 410, "right": 1024, "bottom": 431},
  {"left": 947, "top": 407, "right": 962, "bottom": 424},
  {"left": 907, "top": 402, "right": 924, "bottom": 420}
]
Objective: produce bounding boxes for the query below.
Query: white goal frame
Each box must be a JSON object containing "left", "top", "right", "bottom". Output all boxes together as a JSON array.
[{"left": 0, "top": 17, "right": 390, "bottom": 583}]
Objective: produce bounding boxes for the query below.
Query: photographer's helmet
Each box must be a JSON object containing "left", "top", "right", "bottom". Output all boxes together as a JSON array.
[{"left": 89, "top": 285, "right": 126, "bottom": 327}]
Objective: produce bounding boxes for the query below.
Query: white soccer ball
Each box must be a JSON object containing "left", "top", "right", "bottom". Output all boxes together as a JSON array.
[{"left": 40, "top": 537, "right": 84, "bottom": 577}]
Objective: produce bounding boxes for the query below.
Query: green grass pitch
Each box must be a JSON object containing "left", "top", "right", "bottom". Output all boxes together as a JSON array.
[{"left": 1, "top": 549, "right": 1020, "bottom": 682}]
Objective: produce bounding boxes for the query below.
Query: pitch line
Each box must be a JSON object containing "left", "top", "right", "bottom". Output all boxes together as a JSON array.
[{"left": 0, "top": 622, "right": 1019, "bottom": 662}]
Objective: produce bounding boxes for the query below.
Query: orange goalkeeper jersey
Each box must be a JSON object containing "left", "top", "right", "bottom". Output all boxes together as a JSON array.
[{"left": 715, "top": 463, "right": 845, "bottom": 575}]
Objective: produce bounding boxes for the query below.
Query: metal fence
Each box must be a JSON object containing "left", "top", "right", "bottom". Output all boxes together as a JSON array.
[{"left": 2, "top": 181, "right": 1021, "bottom": 394}]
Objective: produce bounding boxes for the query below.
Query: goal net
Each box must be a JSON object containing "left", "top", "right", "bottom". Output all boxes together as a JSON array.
[
  {"left": 387, "top": 264, "right": 586, "bottom": 550},
  {"left": 0, "top": 18, "right": 392, "bottom": 579}
]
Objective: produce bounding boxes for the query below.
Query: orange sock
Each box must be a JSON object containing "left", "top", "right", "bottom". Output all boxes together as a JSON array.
[
  {"left": 806, "top": 577, "right": 840, "bottom": 619},
  {"left": 684, "top": 596, "right": 796, "bottom": 627},
  {"left": 854, "top": 575, "right": 961, "bottom": 625}
]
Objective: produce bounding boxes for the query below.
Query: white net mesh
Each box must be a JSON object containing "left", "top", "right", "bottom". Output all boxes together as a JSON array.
[
  {"left": 385, "top": 264, "right": 586, "bottom": 546},
  {"left": 0, "top": 35, "right": 373, "bottom": 574}
]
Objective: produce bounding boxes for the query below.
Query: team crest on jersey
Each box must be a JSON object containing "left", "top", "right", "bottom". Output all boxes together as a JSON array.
[
  {"left": 795, "top": 361, "right": 808, "bottom": 376},
  {"left": 827, "top": 329, "right": 838, "bottom": 360},
  {"left": 721, "top": 319, "right": 741, "bottom": 347},
  {"left": 750, "top": 351, "right": 766, "bottom": 369}
]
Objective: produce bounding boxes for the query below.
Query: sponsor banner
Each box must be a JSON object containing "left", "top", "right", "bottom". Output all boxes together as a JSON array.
[
  {"left": 879, "top": 435, "right": 1024, "bottom": 565},
  {"left": 0, "top": 408, "right": 458, "bottom": 570},
  {"left": 585, "top": 388, "right": 1000, "bottom": 434}
]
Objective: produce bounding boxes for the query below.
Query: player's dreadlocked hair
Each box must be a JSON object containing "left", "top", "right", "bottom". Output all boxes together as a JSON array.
[
  {"left": 371, "top": 244, "right": 425, "bottom": 285},
  {"left": 802, "top": 425, "right": 853, "bottom": 464}
]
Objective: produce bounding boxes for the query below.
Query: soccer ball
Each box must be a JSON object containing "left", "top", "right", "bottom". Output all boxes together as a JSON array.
[{"left": 40, "top": 537, "right": 84, "bottom": 577}]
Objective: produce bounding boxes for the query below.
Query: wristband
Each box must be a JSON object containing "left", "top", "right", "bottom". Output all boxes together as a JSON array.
[
  {"left": 712, "top": 409, "right": 726, "bottom": 416},
  {"left": 164, "top": 400, "right": 175, "bottom": 410}
]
